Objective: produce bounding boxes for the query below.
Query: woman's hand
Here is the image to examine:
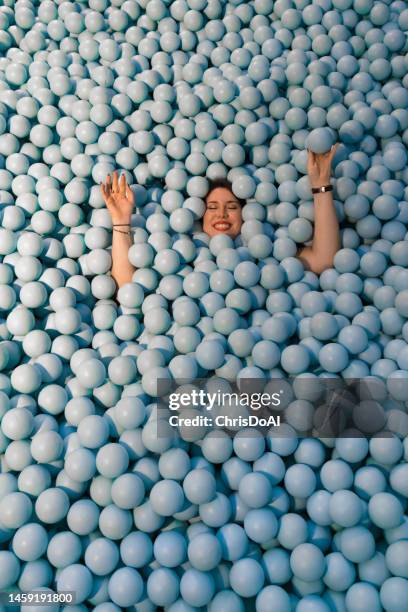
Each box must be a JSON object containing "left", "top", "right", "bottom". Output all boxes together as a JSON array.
[
  {"left": 307, "top": 143, "right": 339, "bottom": 189},
  {"left": 101, "top": 171, "right": 135, "bottom": 224}
]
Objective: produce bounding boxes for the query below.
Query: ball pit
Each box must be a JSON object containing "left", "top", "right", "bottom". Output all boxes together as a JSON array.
[{"left": 0, "top": 0, "right": 408, "bottom": 609}]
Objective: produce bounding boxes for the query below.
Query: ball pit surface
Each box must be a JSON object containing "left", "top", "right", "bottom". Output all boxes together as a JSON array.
[{"left": 0, "top": 0, "right": 407, "bottom": 609}]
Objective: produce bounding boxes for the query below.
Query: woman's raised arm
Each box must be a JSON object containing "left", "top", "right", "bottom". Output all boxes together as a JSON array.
[
  {"left": 297, "top": 144, "right": 341, "bottom": 275},
  {"left": 101, "top": 171, "right": 136, "bottom": 290}
]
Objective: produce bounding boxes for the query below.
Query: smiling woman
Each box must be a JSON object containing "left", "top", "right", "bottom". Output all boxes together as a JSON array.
[{"left": 202, "top": 178, "right": 244, "bottom": 239}]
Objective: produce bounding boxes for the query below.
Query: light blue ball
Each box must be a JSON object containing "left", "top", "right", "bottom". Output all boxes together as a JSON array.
[
  {"left": 306, "top": 491, "right": 332, "bottom": 526},
  {"left": 318, "top": 343, "right": 350, "bottom": 373},
  {"left": 0, "top": 550, "right": 20, "bottom": 589},
  {"left": 150, "top": 480, "right": 185, "bottom": 516},
  {"left": 256, "top": 585, "right": 291, "bottom": 612},
  {"left": 238, "top": 472, "right": 273, "bottom": 509},
  {"left": 179, "top": 568, "right": 215, "bottom": 607},
  {"left": 64, "top": 448, "right": 96, "bottom": 483},
  {"left": 244, "top": 508, "right": 278, "bottom": 544},
  {"left": 262, "top": 547, "right": 292, "bottom": 585},
  {"left": 11, "top": 523, "right": 48, "bottom": 562},
  {"left": 368, "top": 492, "right": 404, "bottom": 529},
  {"left": 359, "top": 551, "right": 391, "bottom": 587},
  {"left": 0, "top": 492, "right": 33, "bottom": 529},
  {"left": 111, "top": 473, "right": 145, "bottom": 510},
  {"left": 188, "top": 532, "right": 222, "bottom": 571},
  {"left": 76, "top": 358, "right": 106, "bottom": 389},
  {"left": 56, "top": 564, "right": 93, "bottom": 604},
  {"left": 380, "top": 577, "right": 408, "bottom": 612},
  {"left": 284, "top": 464, "right": 316, "bottom": 498},
  {"left": 217, "top": 523, "right": 249, "bottom": 562},
  {"left": 120, "top": 532, "right": 153, "bottom": 569},
  {"left": 306, "top": 128, "right": 334, "bottom": 153},
  {"left": 199, "top": 492, "right": 232, "bottom": 527},
  {"left": 280, "top": 345, "right": 310, "bottom": 374},
  {"left": 290, "top": 543, "right": 326, "bottom": 582},
  {"left": 208, "top": 590, "right": 245, "bottom": 612},
  {"left": 385, "top": 541, "right": 408, "bottom": 579},
  {"left": 390, "top": 464, "right": 408, "bottom": 498},
  {"left": 84, "top": 538, "right": 119, "bottom": 576},
  {"left": 154, "top": 531, "right": 187, "bottom": 568},
  {"left": 320, "top": 459, "right": 353, "bottom": 492},
  {"left": 46, "top": 532, "right": 82, "bottom": 569},
  {"left": 108, "top": 567, "right": 143, "bottom": 608},
  {"left": 329, "top": 490, "right": 363, "bottom": 527},
  {"left": 77, "top": 415, "right": 109, "bottom": 449},
  {"left": 229, "top": 558, "right": 265, "bottom": 598},
  {"left": 296, "top": 595, "right": 331, "bottom": 612},
  {"left": 346, "top": 582, "right": 382, "bottom": 612},
  {"left": 234, "top": 261, "right": 261, "bottom": 288},
  {"left": 35, "top": 488, "right": 69, "bottom": 524},
  {"left": 339, "top": 526, "right": 376, "bottom": 564},
  {"left": 335, "top": 437, "right": 369, "bottom": 463},
  {"left": 183, "top": 468, "right": 216, "bottom": 504}
]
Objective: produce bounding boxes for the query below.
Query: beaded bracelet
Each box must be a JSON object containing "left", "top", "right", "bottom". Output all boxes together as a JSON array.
[{"left": 113, "top": 228, "right": 132, "bottom": 235}]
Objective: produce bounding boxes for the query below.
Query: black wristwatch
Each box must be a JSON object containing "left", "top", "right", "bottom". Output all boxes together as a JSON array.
[{"left": 311, "top": 184, "right": 333, "bottom": 194}]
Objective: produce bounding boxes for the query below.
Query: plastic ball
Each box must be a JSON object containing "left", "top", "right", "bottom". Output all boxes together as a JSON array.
[
  {"left": 238, "top": 472, "right": 273, "bottom": 509},
  {"left": 0, "top": 492, "right": 33, "bottom": 529},
  {"left": 84, "top": 538, "right": 120, "bottom": 576},
  {"left": 56, "top": 565, "right": 93, "bottom": 604},
  {"left": 12, "top": 523, "right": 48, "bottom": 562},
  {"left": 45, "top": 531, "right": 82, "bottom": 570},
  {"left": 179, "top": 568, "right": 215, "bottom": 607},
  {"left": 290, "top": 543, "right": 326, "bottom": 582},
  {"left": 380, "top": 577, "right": 408, "bottom": 612},
  {"left": 35, "top": 488, "right": 70, "bottom": 524},
  {"left": 95, "top": 444, "right": 129, "bottom": 479},
  {"left": 183, "top": 469, "right": 216, "bottom": 504},
  {"left": 368, "top": 492, "right": 404, "bottom": 529},
  {"left": 229, "top": 558, "right": 265, "bottom": 598},
  {"left": 188, "top": 532, "right": 222, "bottom": 571},
  {"left": 150, "top": 480, "right": 185, "bottom": 516},
  {"left": 0, "top": 551, "right": 20, "bottom": 589},
  {"left": 338, "top": 527, "right": 376, "bottom": 564},
  {"left": 306, "top": 128, "right": 334, "bottom": 153}
]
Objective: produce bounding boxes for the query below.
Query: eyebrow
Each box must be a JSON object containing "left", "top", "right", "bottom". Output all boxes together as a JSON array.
[{"left": 206, "top": 200, "right": 239, "bottom": 204}]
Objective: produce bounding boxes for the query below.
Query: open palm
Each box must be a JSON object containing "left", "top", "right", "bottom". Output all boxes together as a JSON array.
[
  {"left": 307, "top": 143, "right": 339, "bottom": 189},
  {"left": 101, "top": 171, "right": 135, "bottom": 223}
]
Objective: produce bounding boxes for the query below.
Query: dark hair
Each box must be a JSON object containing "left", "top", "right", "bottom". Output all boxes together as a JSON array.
[{"left": 205, "top": 178, "right": 245, "bottom": 207}]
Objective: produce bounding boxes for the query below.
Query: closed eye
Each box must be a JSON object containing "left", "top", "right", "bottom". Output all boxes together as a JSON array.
[{"left": 206, "top": 203, "right": 239, "bottom": 210}]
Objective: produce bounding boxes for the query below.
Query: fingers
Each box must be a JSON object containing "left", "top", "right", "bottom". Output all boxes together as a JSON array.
[
  {"left": 307, "top": 144, "right": 338, "bottom": 162},
  {"left": 119, "top": 173, "right": 126, "bottom": 196},
  {"left": 307, "top": 148, "right": 316, "bottom": 162},
  {"left": 126, "top": 182, "right": 135, "bottom": 204},
  {"left": 101, "top": 177, "right": 111, "bottom": 202},
  {"left": 101, "top": 172, "right": 131, "bottom": 203},
  {"left": 112, "top": 170, "right": 119, "bottom": 192},
  {"left": 307, "top": 149, "right": 316, "bottom": 169},
  {"left": 329, "top": 143, "right": 339, "bottom": 160}
]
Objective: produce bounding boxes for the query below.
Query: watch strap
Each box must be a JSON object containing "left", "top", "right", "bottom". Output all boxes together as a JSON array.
[{"left": 311, "top": 184, "right": 333, "bottom": 194}]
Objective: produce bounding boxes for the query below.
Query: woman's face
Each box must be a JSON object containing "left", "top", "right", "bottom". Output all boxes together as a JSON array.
[{"left": 203, "top": 187, "right": 243, "bottom": 238}]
